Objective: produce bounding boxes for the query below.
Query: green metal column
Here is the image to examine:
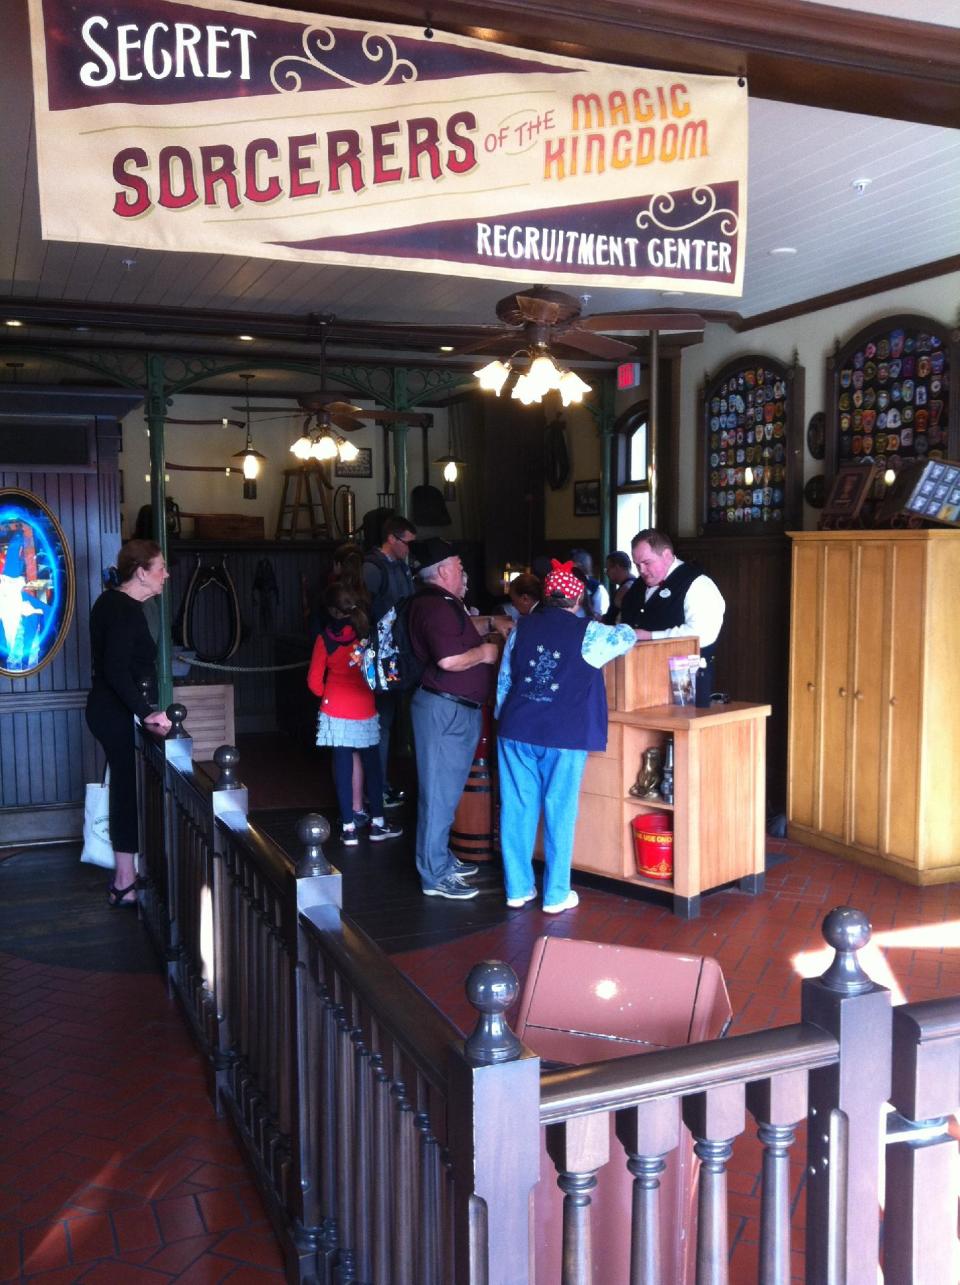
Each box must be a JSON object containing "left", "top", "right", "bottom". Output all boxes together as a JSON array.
[
  {"left": 391, "top": 368, "right": 410, "bottom": 512},
  {"left": 598, "top": 374, "right": 616, "bottom": 566},
  {"left": 145, "top": 353, "right": 173, "bottom": 710}
]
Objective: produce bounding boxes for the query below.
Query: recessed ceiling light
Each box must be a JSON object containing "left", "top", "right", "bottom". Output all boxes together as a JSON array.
[
  {"left": 768, "top": 246, "right": 798, "bottom": 256},
  {"left": 5, "top": 319, "right": 23, "bottom": 327},
  {"left": 237, "top": 334, "right": 255, "bottom": 342},
  {"left": 439, "top": 345, "right": 454, "bottom": 353}
]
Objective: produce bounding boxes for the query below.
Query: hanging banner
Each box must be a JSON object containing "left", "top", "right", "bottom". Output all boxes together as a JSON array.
[{"left": 28, "top": 0, "right": 748, "bottom": 293}]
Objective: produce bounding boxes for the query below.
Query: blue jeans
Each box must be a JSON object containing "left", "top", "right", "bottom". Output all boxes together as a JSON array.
[
  {"left": 497, "top": 739, "right": 588, "bottom": 906},
  {"left": 411, "top": 689, "right": 481, "bottom": 888}
]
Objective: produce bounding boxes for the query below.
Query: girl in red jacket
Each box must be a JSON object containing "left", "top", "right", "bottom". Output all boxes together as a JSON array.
[{"left": 308, "top": 583, "right": 401, "bottom": 846}]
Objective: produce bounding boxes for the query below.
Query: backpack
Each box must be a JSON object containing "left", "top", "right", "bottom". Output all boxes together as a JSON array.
[
  {"left": 362, "top": 596, "right": 424, "bottom": 693},
  {"left": 362, "top": 593, "right": 466, "bottom": 694}
]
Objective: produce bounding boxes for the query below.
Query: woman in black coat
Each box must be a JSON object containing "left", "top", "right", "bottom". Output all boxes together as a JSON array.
[{"left": 85, "top": 539, "right": 171, "bottom": 905}]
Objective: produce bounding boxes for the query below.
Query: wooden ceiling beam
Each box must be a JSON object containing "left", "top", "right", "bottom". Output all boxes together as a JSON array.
[{"left": 311, "top": 0, "right": 960, "bottom": 126}]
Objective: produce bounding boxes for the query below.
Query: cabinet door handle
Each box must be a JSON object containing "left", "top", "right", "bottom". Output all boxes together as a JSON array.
[
  {"left": 854, "top": 690, "right": 864, "bottom": 701},
  {"left": 806, "top": 682, "right": 816, "bottom": 692},
  {"left": 839, "top": 687, "right": 848, "bottom": 697}
]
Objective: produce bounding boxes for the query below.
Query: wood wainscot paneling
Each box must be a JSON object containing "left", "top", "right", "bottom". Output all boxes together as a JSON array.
[
  {"left": 1, "top": 395, "right": 139, "bottom": 842},
  {"left": 674, "top": 533, "right": 791, "bottom": 811},
  {"left": 167, "top": 540, "right": 335, "bottom": 737}
]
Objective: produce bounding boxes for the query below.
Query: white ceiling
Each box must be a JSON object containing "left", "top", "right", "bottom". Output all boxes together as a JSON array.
[{"left": 1, "top": 0, "right": 959, "bottom": 362}]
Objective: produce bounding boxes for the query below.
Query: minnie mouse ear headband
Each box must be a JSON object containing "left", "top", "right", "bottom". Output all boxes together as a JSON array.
[{"left": 543, "top": 559, "right": 584, "bottom": 602}]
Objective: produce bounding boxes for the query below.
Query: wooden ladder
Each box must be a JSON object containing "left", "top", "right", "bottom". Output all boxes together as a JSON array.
[{"left": 275, "top": 465, "right": 334, "bottom": 540}]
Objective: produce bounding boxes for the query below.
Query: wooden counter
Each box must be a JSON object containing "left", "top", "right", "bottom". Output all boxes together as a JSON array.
[{"left": 571, "top": 700, "right": 770, "bottom": 918}]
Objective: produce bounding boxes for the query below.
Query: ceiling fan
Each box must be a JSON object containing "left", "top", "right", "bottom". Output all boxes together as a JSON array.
[
  {"left": 455, "top": 286, "right": 706, "bottom": 361},
  {"left": 237, "top": 393, "right": 429, "bottom": 436}
]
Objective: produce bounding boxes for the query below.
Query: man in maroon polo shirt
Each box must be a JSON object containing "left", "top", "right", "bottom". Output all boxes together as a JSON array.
[{"left": 407, "top": 539, "right": 499, "bottom": 900}]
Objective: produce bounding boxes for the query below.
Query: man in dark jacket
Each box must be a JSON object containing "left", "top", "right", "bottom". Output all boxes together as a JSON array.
[{"left": 362, "top": 515, "right": 417, "bottom": 806}]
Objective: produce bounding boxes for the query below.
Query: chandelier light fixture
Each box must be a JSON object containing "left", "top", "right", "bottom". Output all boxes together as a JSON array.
[
  {"left": 231, "top": 373, "right": 267, "bottom": 500},
  {"left": 474, "top": 345, "right": 592, "bottom": 408},
  {"left": 290, "top": 420, "right": 359, "bottom": 464}
]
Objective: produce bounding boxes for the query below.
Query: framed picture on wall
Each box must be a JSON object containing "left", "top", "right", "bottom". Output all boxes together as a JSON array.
[
  {"left": 335, "top": 447, "right": 373, "bottom": 479},
  {"left": 0, "top": 487, "right": 76, "bottom": 678},
  {"left": 574, "top": 479, "right": 600, "bottom": 516}
]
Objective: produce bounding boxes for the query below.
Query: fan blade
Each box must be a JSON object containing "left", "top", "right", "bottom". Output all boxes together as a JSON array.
[
  {"left": 446, "top": 332, "right": 512, "bottom": 358},
  {"left": 322, "top": 400, "right": 364, "bottom": 416},
  {"left": 515, "top": 294, "right": 564, "bottom": 326},
  {"left": 577, "top": 311, "right": 706, "bottom": 333},
  {"left": 554, "top": 328, "right": 637, "bottom": 360},
  {"left": 329, "top": 412, "right": 360, "bottom": 434},
  {"left": 329, "top": 406, "right": 431, "bottom": 426},
  {"left": 165, "top": 416, "right": 244, "bottom": 428},
  {"left": 496, "top": 287, "right": 580, "bottom": 327},
  {"left": 232, "top": 405, "right": 300, "bottom": 414}
]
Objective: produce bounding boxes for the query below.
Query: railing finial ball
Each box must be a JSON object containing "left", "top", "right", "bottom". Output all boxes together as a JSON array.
[
  {"left": 295, "top": 813, "right": 333, "bottom": 878},
  {"left": 464, "top": 960, "right": 522, "bottom": 1066},
  {"left": 820, "top": 906, "right": 874, "bottom": 994},
  {"left": 165, "top": 702, "right": 189, "bottom": 738},
  {"left": 213, "top": 744, "right": 241, "bottom": 789},
  {"left": 297, "top": 813, "right": 331, "bottom": 847}
]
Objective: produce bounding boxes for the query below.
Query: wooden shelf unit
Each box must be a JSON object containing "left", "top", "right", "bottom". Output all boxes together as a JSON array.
[{"left": 569, "top": 641, "right": 770, "bottom": 918}]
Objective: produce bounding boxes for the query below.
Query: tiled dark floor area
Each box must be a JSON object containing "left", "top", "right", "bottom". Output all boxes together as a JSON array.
[{"left": 4, "top": 745, "right": 960, "bottom": 1281}]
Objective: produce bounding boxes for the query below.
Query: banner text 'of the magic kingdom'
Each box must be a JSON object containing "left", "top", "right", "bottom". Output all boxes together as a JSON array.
[{"left": 28, "top": 0, "right": 749, "bottom": 293}]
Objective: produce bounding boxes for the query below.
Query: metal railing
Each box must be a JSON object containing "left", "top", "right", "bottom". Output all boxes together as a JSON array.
[{"left": 134, "top": 706, "right": 960, "bottom": 1284}]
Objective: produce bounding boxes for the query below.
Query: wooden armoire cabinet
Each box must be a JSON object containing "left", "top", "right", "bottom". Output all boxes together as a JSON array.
[{"left": 787, "top": 530, "right": 960, "bottom": 884}]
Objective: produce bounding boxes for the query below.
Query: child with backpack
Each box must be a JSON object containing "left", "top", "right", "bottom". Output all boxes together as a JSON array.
[{"left": 307, "top": 583, "right": 402, "bottom": 846}]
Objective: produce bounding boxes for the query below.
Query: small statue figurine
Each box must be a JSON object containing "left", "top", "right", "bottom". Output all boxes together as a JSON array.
[
  {"left": 630, "top": 746, "right": 663, "bottom": 800},
  {"left": 660, "top": 737, "right": 675, "bottom": 805}
]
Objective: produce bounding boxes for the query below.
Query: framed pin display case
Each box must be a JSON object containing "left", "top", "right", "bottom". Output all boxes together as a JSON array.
[
  {"left": 826, "top": 314, "right": 960, "bottom": 494},
  {"left": 699, "top": 354, "right": 804, "bottom": 533}
]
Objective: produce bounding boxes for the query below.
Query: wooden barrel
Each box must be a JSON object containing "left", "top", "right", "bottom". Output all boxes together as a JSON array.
[{"left": 450, "top": 705, "right": 496, "bottom": 861}]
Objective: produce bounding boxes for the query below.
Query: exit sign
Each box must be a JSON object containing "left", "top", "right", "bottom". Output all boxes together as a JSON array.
[{"left": 616, "top": 362, "right": 642, "bottom": 390}]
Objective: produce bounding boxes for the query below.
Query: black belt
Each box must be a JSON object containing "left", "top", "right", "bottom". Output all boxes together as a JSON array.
[{"left": 421, "top": 688, "right": 482, "bottom": 710}]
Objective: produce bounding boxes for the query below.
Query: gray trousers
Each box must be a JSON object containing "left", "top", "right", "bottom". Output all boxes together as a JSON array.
[{"left": 410, "top": 688, "right": 481, "bottom": 888}]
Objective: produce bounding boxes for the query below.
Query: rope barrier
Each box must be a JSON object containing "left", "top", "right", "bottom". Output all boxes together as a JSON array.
[{"left": 175, "top": 654, "right": 308, "bottom": 673}]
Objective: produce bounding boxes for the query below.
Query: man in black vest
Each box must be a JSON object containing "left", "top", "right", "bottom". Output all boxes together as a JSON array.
[{"left": 619, "top": 529, "right": 725, "bottom": 706}]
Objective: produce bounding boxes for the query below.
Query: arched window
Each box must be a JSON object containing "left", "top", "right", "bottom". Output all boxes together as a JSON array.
[{"left": 613, "top": 403, "right": 651, "bottom": 554}]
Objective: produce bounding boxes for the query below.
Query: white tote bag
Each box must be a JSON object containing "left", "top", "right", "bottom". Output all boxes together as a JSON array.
[{"left": 80, "top": 766, "right": 115, "bottom": 869}]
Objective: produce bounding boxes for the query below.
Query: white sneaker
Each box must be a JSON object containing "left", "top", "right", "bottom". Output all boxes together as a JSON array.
[
  {"left": 542, "top": 891, "right": 579, "bottom": 914},
  {"left": 506, "top": 891, "right": 537, "bottom": 908}
]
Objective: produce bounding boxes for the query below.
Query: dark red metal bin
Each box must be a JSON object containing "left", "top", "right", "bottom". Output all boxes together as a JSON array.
[{"left": 516, "top": 937, "right": 732, "bottom": 1284}]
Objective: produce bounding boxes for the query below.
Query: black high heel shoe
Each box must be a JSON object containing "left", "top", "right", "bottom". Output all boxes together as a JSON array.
[{"left": 107, "top": 878, "right": 141, "bottom": 908}]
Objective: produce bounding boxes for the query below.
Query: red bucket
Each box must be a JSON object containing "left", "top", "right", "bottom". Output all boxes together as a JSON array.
[{"left": 631, "top": 813, "right": 674, "bottom": 880}]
